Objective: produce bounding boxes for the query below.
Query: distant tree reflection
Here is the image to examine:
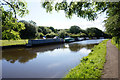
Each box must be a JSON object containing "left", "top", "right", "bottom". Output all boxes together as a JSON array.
[
  {"left": 2, "top": 44, "right": 65, "bottom": 63},
  {"left": 69, "top": 44, "right": 97, "bottom": 52},
  {"left": 2, "top": 49, "right": 37, "bottom": 63}
]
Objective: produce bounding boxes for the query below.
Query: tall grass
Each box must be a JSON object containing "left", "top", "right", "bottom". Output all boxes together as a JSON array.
[
  {"left": 64, "top": 40, "right": 109, "bottom": 78},
  {"left": 0, "top": 40, "right": 28, "bottom": 46}
]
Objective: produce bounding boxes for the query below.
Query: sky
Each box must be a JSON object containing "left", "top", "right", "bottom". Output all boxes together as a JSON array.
[{"left": 18, "top": 0, "right": 107, "bottom": 31}]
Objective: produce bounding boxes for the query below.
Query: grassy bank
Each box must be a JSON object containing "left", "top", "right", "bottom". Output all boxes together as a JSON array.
[
  {"left": 111, "top": 37, "right": 120, "bottom": 50},
  {"left": 65, "top": 39, "right": 109, "bottom": 78},
  {"left": 0, "top": 40, "right": 28, "bottom": 46}
]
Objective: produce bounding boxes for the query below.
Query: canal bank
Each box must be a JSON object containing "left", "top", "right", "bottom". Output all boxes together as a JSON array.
[{"left": 65, "top": 39, "right": 109, "bottom": 78}]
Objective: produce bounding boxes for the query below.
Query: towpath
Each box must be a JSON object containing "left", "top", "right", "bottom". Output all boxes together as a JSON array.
[{"left": 101, "top": 40, "right": 119, "bottom": 79}]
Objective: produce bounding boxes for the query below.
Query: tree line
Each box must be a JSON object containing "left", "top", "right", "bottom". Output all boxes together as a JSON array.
[
  {"left": 1, "top": 6, "right": 110, "bottom": 40},
  {"left": 3, "top": 18, "right": 110, "bottom": 40}
]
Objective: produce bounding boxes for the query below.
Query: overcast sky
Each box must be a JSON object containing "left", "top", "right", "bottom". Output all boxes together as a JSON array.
[{"left": 18, "top": 0, "right": 107, "bottom": 31}]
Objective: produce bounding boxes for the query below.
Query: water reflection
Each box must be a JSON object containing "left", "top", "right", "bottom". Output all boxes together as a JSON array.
[
  {"left": 68, "top": 44, "right": 96, "bottom": 52},
  {"left": 2, "top": 41, "right": 99, "bottom": 64},
  {"left": 2, "top": 44, "right": 64, "bottom": 63},
  {"left": 2, "top": 49, "right": 37, "bottom": 63}
]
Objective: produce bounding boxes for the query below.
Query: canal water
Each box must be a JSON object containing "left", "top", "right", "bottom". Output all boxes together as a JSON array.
[{"left": 2, "top": 39, "right": 105, "bottom": 78}]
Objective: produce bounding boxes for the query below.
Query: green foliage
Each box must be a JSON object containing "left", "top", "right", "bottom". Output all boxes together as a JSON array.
[
  {"left": 19, "top": 20, "right": 37, "bottom": 39},
  {"left": 38, "top": 27, "right": 43, "bottom": 33},
  {"left": 111, "top": 37, "right": 120, "bottom": 50},
  {"left": 36, "top": 33, "right": 44, "bottom": 39},
  {"left": 29, "top": 20, "right": 37, "bottom": 26},
  {"left": 65, "top": 39, "right": 109, "bottom": 78},
  {"left": 1, "top": 0, "right": 29, "bottom": 18},
  {"left": 38, "top": 26, "right": 52, "bottom": 35},
  {"left": 69, "top": 25, "right": 82, "bottom": 34},
  {"left": 42, "top": 1, "right": 97, "bottom": 20},
  {"left": 104, "top": 14, "right": 120, "bottom": 37},
  {"left": 70, "top": 34, "right": 80, "bottom": 38},
  {"left": 79, "top": 33, "right": 87, "bottom": 37},
  {"left": 1, "top": 0, "right": 29, "bottom": 40},
  {"left": 42, "top": 1, "right": 53, "bottom": 13},
  {"left": 58, "top": 30, "right": 68, "bottom": 38},
  {"left": 49, "top": 26, "right": 56, "bottom": 33},
  {"left": 46, "top": 32, "right": 57, "bottom": 38},
  {"left": 1, "top": 7, "right": 25, "bottom": 40},
  {"left": 86, "top": 27, "right": 105, "bottom": 38}
]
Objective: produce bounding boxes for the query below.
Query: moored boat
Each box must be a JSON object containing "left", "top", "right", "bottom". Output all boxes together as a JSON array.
[{"left": 64, "top": 37, "right": 75, "bottom": 43}]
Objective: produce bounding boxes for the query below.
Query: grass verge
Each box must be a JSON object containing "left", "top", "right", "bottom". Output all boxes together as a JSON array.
[
  {"left": 0, "top": 40, "right": 28, "bottom": 46},
  {"left": 111, "top": 37, "right": 120, "bottom": 50},
  {"left": 64, "top": 39, "right": 109, "bottom": 78}
]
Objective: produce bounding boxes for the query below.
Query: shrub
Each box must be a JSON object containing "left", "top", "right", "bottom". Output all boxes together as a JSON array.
[
  {"left": 46, "top": 32, "right": 57, "bottom": 38},
  {"left": 36, "top": 33, "right": 44, "bottom": 39},
  {"left": 58, "top": 30, "right": 68, "bottom": 38}
]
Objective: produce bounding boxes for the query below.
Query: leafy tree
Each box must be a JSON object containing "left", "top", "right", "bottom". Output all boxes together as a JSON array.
[
  {"left": 58, "top": 30, "right": 68, "bottom": 38},
  {"left": 49, "top": 26, "right": 56, "bottom": 33},
  {"left": 46, "top": 32, "right": 57, "bottom": 38},
  {"left": 69, "top": 25, "right": 82, "bottom": 34},
  {"left": 19, "top": 20, "right": 37, "bottom": 39},
  {"left": 42, "top": 1, "right": 97, "bottom": 20},
  {"left": 36, "top": 33, "right": 44, "bottom": 39},
  {"left": 104, "top": 4, "right": 120, "bottom": 38},
  {"left": 86, "top": 27, "right": 105, "bottom": 38},
  {"left": 29, "top": 20, "right": 37, "bottom": 26},
  {"left": 38, "top": 26, "right": 52, "bottom": 35},
  {"left": 1, "top": 0, "right": 29, "bottom": 18},
  {"left": 38, "top": 26, "right": 43, "bottom": 33},
  {"left": 1, "top": 0, "right": 29, "bottom": 40},
  {"left": 79, "top": 33, "right": 87, "bottom": 37},
  {"left": 2, "top": 7, "right": 25, "bottom": 40}
]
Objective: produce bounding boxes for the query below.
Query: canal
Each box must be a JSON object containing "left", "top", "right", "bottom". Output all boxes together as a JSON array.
[{"left": 2, "top": 39, "right": 105, "bottom": 78}]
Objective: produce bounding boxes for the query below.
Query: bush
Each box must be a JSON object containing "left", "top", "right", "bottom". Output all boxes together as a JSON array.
[
  {"left": 58, "top": 30, "right": 68, "bottom": 38},
  {"left": 79, "top": 33, "right": 87, "bottom": 37},
  {"left": 111, "top": 37, "right": 120, "bottom": 50},
  {"left": 46, "top": 32, "right": 57, "bottom": 38},
  {"left": 36, "top": 33, "right": 44, "bottom": 39},
  {"left": 70, "top": 34, "right": 80, "bottom": 38}
]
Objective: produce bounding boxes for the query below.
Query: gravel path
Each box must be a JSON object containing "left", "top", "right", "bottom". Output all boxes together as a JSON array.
[{"left": 101, "top": 40, "right": 119, "bottom": 78}]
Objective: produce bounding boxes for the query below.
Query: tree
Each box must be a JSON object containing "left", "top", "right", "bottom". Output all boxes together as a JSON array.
[
  {"left": 38, "top": 26, "right": 52, "bottom": 35},
  {"left": 1, "top": 0, "right": 29, "bottom": 18},
  {"left": 2, "top": 7, "right": 25, "bottom": 40},
  {"left": 19, "top": 20, "right": 37, "bottom": 39},
  {"left": 1, "top": 0, "right": 29, "bottom": 40},
  {"left": 69, "top": 25, "right": 82, "bottom": 34},
  {"left": 49, "top": 26, "right": 56, "bottom": 33},
  {"left": 86, "top": 27, "right": 105, "bottom": 38},
  {"left": 36, "top": 33, "right": 44, "bottom": 39},
  {"left": 29, "top": 20, "right": 37, "bottom": 26},
  {"left": 46, "top": 32, "right": 57, "bottom": 38},
  {"left": 42, "top": 1, "right": 97, "bottom": 20},
  {"left": 58, "top": 30, "right": 68, "bottom": 38},
  {"left": 103, "top": 3, "right": 120, "bottom": 39}
]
